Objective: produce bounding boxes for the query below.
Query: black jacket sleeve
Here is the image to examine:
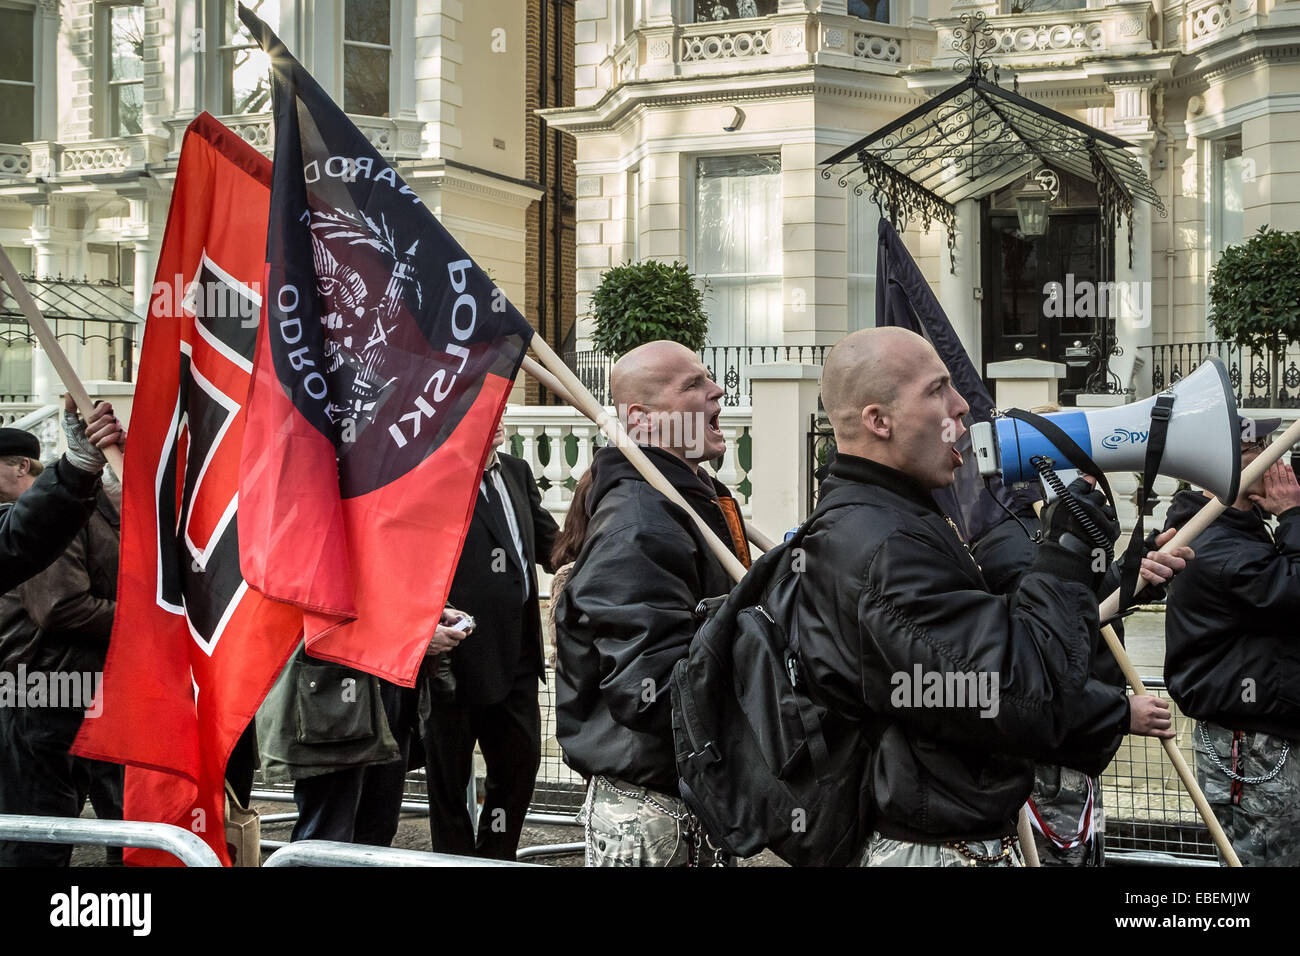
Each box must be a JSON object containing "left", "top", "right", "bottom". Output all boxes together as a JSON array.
[
  {"left": 566, "top": 519, "right": 703, "bottom": 736},
  {"left": 18, "top": 525, "right": 115, "bottom": 647},
  {"left": 1223, "top": 511, "right": 1300, "bottom": 629},
  {"left": 525, "top": 470, "right": 559, "bottom": 576},
  {"left": 1047, "top": 677, "right": 1130, "bottom": 776},
  {"left": 0, "top": 458, "right": 99, "bottom": 593},
  {"left": 859, "top": 529, "right": 1098, "bottom": 759}
]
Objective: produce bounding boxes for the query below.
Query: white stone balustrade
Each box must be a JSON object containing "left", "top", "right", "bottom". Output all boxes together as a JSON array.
[
  {"left": 56, "top": 134, "right": 169, "bottom": 177},
  {"left": 0, "top": 146, "right": 32, "bottom": 178},
  {"left": 932, "top": 3, "right": 1155, "bottom": 70},
  {"left": 501, "top": 405, "right": 754, "bottom": 525},
  {"left": 1184, "top": 0, "right": 1256, "bottom": 52}
]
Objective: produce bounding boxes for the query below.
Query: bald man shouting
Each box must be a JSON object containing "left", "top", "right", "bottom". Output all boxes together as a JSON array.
[
  {"left": 776, "top": 328, "right": 1127, "bottom": 866},
  {"left": 555, "top": 341, "right": 749, "bottom": 867}
]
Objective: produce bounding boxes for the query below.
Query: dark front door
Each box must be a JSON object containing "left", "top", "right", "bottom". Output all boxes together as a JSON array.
[{"left": 982, "top": 206, "right": 1107, "bottom": 402}]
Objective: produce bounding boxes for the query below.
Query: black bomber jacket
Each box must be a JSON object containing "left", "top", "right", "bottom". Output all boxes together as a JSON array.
[{"left": 781, "top": 453, "right": 1101, "bottom": 843}]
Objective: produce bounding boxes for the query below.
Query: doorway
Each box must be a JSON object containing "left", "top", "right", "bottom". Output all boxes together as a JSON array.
[{"left": 980, "top": 175, "right": 1112, "bottom": 405}]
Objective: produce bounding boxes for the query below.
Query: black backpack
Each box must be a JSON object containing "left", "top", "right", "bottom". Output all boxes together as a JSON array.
[{"left": 670, "top": 495, "right": 870, "bottom": 866}]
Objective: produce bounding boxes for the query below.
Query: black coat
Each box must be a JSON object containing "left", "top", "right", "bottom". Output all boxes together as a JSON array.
[
  {"left": 971, "top": 508, "right": 1132, "bottom": 777},
  {"left": 0, "top": 458, "right": 100, "bottom": 594},
  {"left": 1163, "top": 491, "right": 1300, "bottom": 739},
  {"left": 555, "top": 445, "right": 745, "bottom": 793},
  {"left": 784, "top": 454, "right": 1100, "bottom": 843},
  {"left": 1, "top": 492, "right": 119, "bottom": 675},
  {"left": 445, "top": 453, "right": 558, "bottom": 706}
]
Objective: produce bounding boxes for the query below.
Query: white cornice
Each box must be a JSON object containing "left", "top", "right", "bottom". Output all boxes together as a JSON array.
[
  {"left": 1186, "top": 91, "right": 1300, "bottom": 138},
  {"left": 403, "top": 164, "right": 544, "bottom": 209},
  {"left": 571, "top": 126, "right": 869, "bottom": 177},
  {"left": 541, "top": 66, "right": 918, "bottom": 135}
]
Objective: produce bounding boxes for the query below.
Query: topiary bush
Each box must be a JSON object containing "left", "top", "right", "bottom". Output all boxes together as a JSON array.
[
  {"left": 1208, "top": 225, "right": 1300, "bottom": 354},
  {"left": 589, "top": 260, "right": 710, "bottom": 358}
]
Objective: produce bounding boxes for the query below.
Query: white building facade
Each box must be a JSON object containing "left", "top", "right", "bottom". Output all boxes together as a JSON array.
[
  {"left": 543, "top": 0, "right": 1300, "bottom": 411},
  {"left": 0, "top": 0, "right": 545, "bottom": 421}
]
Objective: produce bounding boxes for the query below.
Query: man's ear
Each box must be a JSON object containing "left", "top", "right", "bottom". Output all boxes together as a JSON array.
[
  {"left": 623, "top": 402, "right": 651, "bottom": 438},
  {"left": 861, "top": 403, "right": 891, "bottom": 441},
  {"left": 16, "top": 458, "right": 30, "bottom": 478}
]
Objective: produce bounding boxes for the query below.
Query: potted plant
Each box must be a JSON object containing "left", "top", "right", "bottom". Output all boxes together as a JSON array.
[
  {"left": 589, "top": 260, "right": 711, "bottom": 358},
  {"left": 1208, "top": 226, "right": 1300, "bottom": 405}
]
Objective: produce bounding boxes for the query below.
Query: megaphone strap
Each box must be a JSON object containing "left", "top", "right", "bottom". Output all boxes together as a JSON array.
[{"left": 1117, "top": 393, "right": 1177, "bottom": 614}]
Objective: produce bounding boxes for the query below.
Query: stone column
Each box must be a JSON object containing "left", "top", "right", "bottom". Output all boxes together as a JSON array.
[
  {"left": 937, "top": 198, "right": 981, "bottom": 371},
  {"left": 748, "top": 362, "right": 823, "bottom": 534}
]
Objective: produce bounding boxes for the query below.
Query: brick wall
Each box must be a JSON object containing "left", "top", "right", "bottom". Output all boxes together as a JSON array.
[{"left": 524, "top": 0, "right": 577, "bottom": 405}]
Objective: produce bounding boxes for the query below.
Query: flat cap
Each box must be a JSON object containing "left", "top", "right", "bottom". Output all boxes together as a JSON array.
[{"left": 0, "top": 428, "right": 40, "bottom": 459}]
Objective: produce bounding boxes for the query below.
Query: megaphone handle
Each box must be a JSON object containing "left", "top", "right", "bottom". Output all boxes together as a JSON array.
[{"left": 1030, "top": 456, "right": 1113, "bottom": 558}]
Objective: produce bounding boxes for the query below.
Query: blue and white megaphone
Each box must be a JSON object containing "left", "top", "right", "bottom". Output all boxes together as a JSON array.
[{"left": 970, "top": 356, "right": 1241, "bottom": 505}]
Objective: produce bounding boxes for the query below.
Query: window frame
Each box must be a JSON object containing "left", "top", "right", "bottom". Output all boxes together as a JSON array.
[
  {"left": 205, "top": 0, "right": 277, "bottom": 117},
  {"left": 340, "top": 0, "right": 394, "bottom": 119},
  {"left": 0, "top": 1, "right": 37, "bottom": 146},
  {"left": 1205, "top": 131, "right": 1246, "bottom": 332},
  {"left": 846, "top": 198, "right": 880, "bottom": 333},
  {"left": 689, "top": 1, "right": 779, "bottom": 23},
  {"left": 95, "top": 0, "right": 146, "bottom": 139},
  {"left": 689, "top": 151, "right": 783, "bottom": 348}
]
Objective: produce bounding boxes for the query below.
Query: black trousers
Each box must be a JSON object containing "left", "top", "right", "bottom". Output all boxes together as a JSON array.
[
  {"left": 421, "top": 666, "right": 541, "bottom": 861},
  {"left": 0, "top": 700, "right": 124, "bottom": 866},
  {"left": 291, "top": 678, "right": 418, "bottom": 846}
]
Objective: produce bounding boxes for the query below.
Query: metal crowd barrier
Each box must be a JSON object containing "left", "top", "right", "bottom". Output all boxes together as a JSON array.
[
  {"left": 1100, "top": 677, "right": 1220, "bottom": 866},
  {"left": 262, "top": 840, "right": 533, "bottom": 867},
  {"left": 252, "top": 663, "right": 586, "bottom": 862},
  {"left": 249, "top": 670, "right": 1223, "bottom": 867},
  {"left": 0, "top": 815, "right": 221, "bottom": 867}
]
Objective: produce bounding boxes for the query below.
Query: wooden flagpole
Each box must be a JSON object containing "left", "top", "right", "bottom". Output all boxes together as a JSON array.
[
  {"left": 523, "top": 340, "right": 748, "bottom": 583},
  {"left": 0, "top": 246, "right": 125, "bottom": 476},
  {"left": 521, "top": 350, "right": 775, "bottom": 563}
]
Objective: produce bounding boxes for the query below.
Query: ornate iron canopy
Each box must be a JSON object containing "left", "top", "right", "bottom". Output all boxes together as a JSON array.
[{"left": 822, "top": 12, "right": 1165, "bottom": 272}]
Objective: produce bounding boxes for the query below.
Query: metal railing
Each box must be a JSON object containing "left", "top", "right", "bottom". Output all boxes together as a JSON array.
[
  {"left": 250, "top": 669, "right": 1221, "bottom": 867},
  {"left": 251, "top": 662, "right": 586, "bottom": 863},
  {"left": 1100, "top": 677, "right": 1220, "bottom": 866},
  {"left": 0, "top": 815, "right": 221, "bottom": 867},
  {"left": 563, "top": 344, "right": 830, "bottom": 407},
  {"left": 262, "top": 840, "right": 532, "bottom": 867},
  {"left": 1140, "top": 339, "right": 1300, "bottom": 408}
]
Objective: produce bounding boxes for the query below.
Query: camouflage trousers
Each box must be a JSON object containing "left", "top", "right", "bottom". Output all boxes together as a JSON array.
[
  {"left": 578, "top": 775, "right": 691, "bottom": 867},
  {"left": 1194, "top": 721, "right": 1300, "bottom": 867},
  {"left": 1027, "top": 764, "right": 1104, "bottom": 867},
  {"left": 860, "top": 831, "right": 1024, "bottom": 867}
]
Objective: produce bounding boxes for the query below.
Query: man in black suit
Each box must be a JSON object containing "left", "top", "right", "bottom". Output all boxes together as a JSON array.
[{"left": 420, "top": 418, "right": 559, "bottom": 860}]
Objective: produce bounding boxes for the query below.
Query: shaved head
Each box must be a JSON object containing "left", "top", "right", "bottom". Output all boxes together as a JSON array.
[
  {"left": 820, "top": 327, "right": 971, "bottom": 488},
  {"left": 821, "top": 327, "right": 930, "bottom": 443},
  {"left": 610, "top": 340, "right": 702, "bottom": 409},
  {"left": 608, "top": 340, "right": 727, "bottom": 467}
]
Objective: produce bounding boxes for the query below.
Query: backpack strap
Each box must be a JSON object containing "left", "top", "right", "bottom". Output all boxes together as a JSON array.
[{"left": 779, "top": 494, "right": 861, "bottom": 785}]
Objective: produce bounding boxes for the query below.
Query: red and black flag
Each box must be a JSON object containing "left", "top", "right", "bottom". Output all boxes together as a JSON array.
[
  {"left": 236, "top": 5, "right": 533, "bottom": 686},
  {"left": 73, "top": 113, "right": 303, "bottom": 865}
]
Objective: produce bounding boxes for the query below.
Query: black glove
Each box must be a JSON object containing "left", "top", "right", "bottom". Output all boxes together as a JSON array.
[{"left": 1040, "top": 476, "right": 1120, "bottom": 562}]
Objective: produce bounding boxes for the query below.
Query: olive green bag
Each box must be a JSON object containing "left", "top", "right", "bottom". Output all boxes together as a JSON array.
[{"left": 255, "top": 642, "right": 399, "bottom": 784}]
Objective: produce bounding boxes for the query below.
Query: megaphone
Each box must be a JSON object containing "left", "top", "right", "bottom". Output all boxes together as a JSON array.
[{"left": 971, "top": 357, "right": 1241, "bottom": 504}]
